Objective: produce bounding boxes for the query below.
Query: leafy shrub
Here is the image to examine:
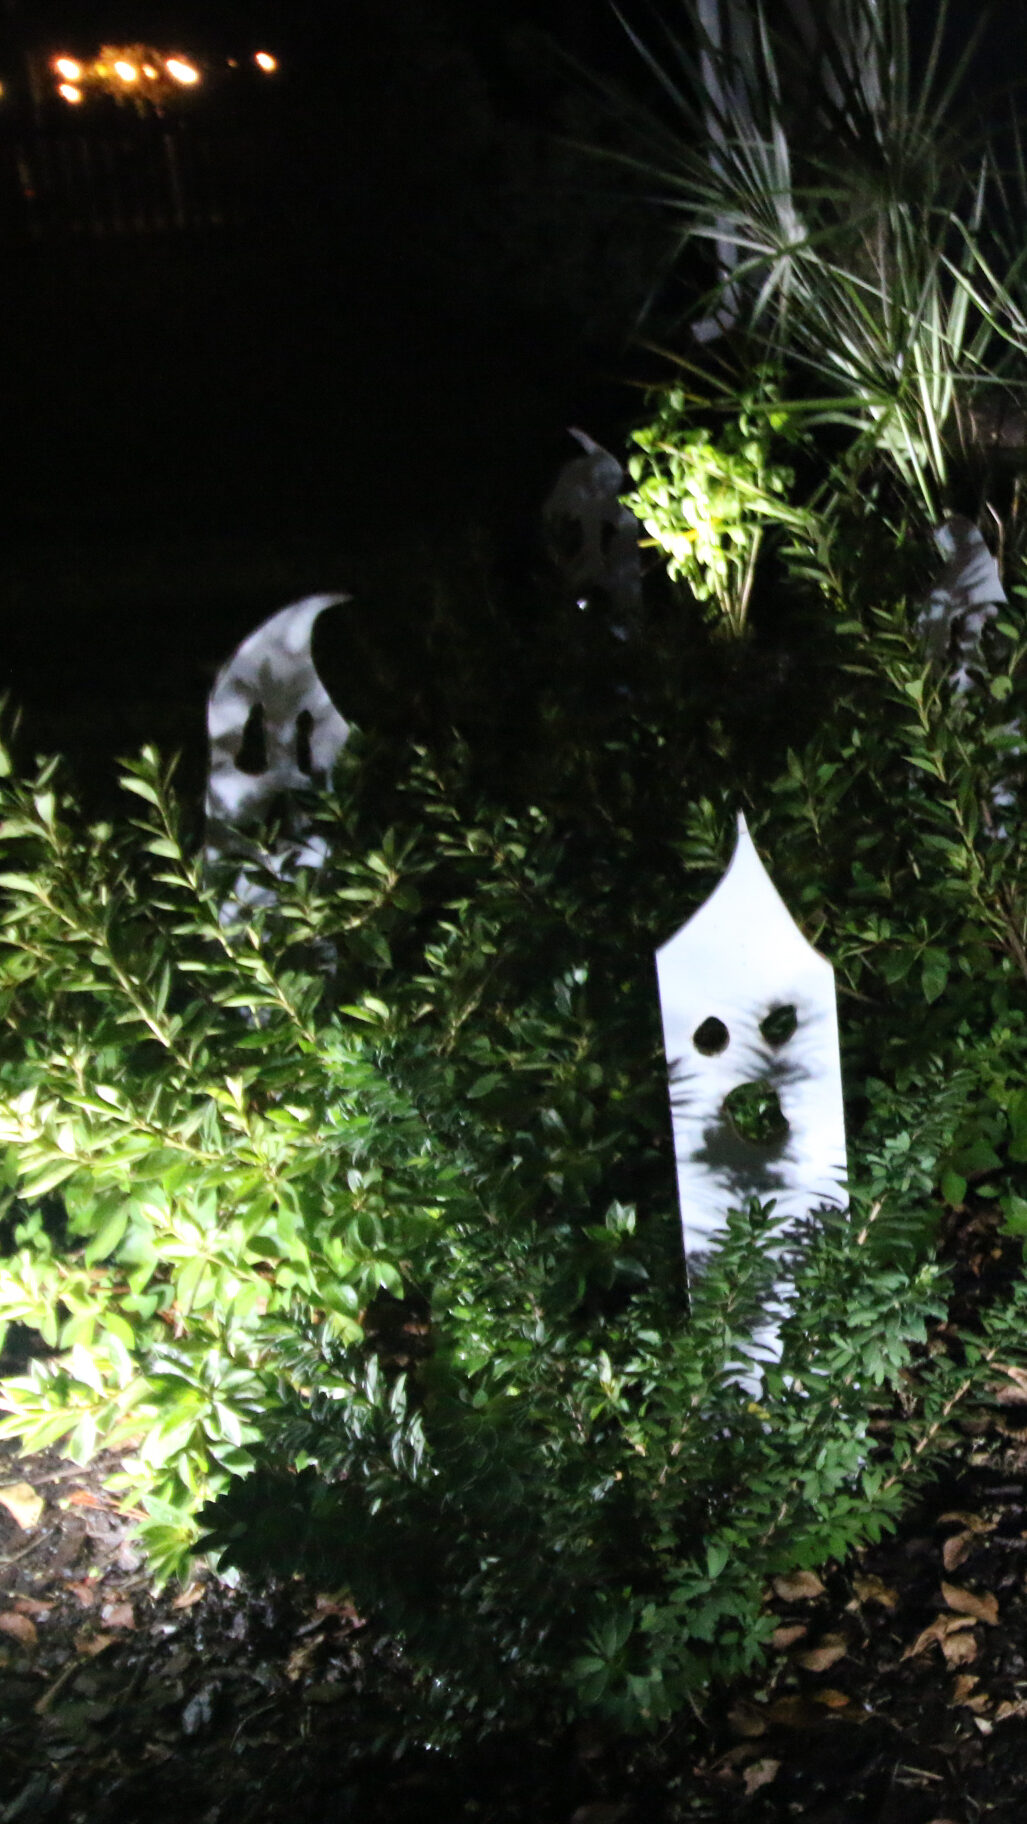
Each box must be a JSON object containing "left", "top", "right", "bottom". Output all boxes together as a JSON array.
[
  {"left": 5, "top": 4, "right": 1027, "bottom": 1743},
  {"left": 3, "top": 561, "right": 1027, "bottom": 1740},
  {"left": 624, "top": 377, "right": 810, "bottom": 634}
]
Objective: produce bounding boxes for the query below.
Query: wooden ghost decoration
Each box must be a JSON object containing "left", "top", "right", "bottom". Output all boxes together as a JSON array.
[
  {"left": 655, "top": 814, "right": 847, "bottom": 1380},
  {"left": 917, "top": 515, "right": 1006, "bottom": 694},
  {"left": 543, "top": 428, "right": 642, "bottom": 635},
  {"left": 916, "top": 517, "right": 1016, "bottom": 830},
  {"left": 205, "top": 594, "right": 350, "bottom": 911}
]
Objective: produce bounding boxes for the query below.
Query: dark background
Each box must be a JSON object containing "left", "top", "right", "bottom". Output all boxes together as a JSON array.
[
  {"left": 0, "top": 0, "right": 674, "bottom": 798},
  {"left": 0, "top": 0, "right": 1023, "bottom": 800}
]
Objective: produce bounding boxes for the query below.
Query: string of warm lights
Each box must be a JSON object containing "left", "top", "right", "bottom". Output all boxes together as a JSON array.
[{"left": 50, "top": 47, "right": 277, "bottom": 106}]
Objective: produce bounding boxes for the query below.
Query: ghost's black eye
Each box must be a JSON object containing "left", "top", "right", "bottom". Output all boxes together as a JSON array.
[
  {"left": 296, "top": 709, "right": 314, "bottom": 776},
  {"left": 236, "top": 703, "right": 268, "bottom": 775},
  {"left": 760, "top": 1004, "right": 798, "bottom": 1047},
  {"left": 693, "top": 1017, "right": 729, "bottom": 1055}
]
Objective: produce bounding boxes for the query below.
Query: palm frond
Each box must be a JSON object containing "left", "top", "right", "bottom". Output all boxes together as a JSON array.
[{"left": 601, "top": 0, "right": 1018, "bottom": 515}]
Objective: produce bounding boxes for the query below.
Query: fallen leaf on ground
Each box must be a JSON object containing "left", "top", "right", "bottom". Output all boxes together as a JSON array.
[
  {"left": 0, "top": 1483, "right": 45, "bottom": 1530},
  {"left": 66, "top": 1489, "right": 105, "bottom": 1509},
  {"left": 903, "top": 1623, "right": 939, "bottom": 1661},
  {"left": 742, "top": 1759, "right": 780, "bottom": 1797},
  {"left": 938, "top": 1511, "right": 995, "bottom": 1534},
  {"left": 65, "top": 1581, "right": 96, "bottom": 1609},
  {"left": 313, "top": 1595, "right": 364, "bottom": 1626},
  {"left": 991, "top": 1363, "right": 1027, "bottom": 1402},
  {"left": 995, "top": 1699, "right": 1027, "bottom": 1722},
  {"left": 766, "top": 1696, "right": 819, "bottom": 1728},
  {"left": 727, "top": 1703, "right": 766, "bottom": 1739},
  {"left": 12, "top": 1596, "right": 51, "bottom": 1617},
  {"left": 286, "top": 1638, "right": 319, "bottom": 1683},
  {"left": 851, "top": 1574, "right": 898, "bottom": 1609},
  {"left": 812, "top": 1689, "right": 850, "bottom": 1709},
  {"left": 716, "top": 1745, "right": 754, "bottom": 1771},
  {"left": 942, "top": 1532, "right": 975, "bottom": 1573},
  {"left": 171, "top": 1584, "right": 206, "bottom": 1611},
  {"left": 951, "top": 1674, "right": 979, "bottom": 1704},
  {"left": 0, "top": 1611, "right": 37, "bottom": 1648},
  {"left": 100, "top": 1601, "right": 135, "bottom": 1630},
  {"left": 772, "top": 1572, "right": 825, "bottom": 1602},
  {"left": 711, "top": 1736, "right": 751, "bottom": 1765},
  {"left": 771, "top": 1623, "right": 807, "bottom": 1649},
  {"left": 940, "top": 1630, "right": 978, "bottom": 1668},
  {"left": 74, "top": 1632, "right": 113, "bottom": 1657},
  {"left": 903, "top": 1615, "right": 976, "bottom": 1661},
  {"left": 941, "top": 1582, "right": 998, "bottom": 1625},
  {"left": 797, "top": 1642, "right": 847, "bottom": 1672}
]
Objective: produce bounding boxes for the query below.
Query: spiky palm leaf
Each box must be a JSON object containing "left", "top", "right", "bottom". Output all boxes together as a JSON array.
[{"left": 596, "top": 0, "right": 1024, "bottom": 521}]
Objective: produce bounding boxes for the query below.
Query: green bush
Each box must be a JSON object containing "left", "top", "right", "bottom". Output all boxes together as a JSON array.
[
  {"left": 3, "top": 561, "right": 1027, "bottom": 1739},
  {"left": 6, "top": 2, "right": 1027, "bottom": 1744},
  {"left": 624, "top": 374, "right": 812, "bottom": 635}
]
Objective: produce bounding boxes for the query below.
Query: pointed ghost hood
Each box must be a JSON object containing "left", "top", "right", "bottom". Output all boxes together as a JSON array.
[
  {"left": 206, "top": 594, "right": 350, "bottom": 831},
  {"left": 655, "top": 815, "right": 848, "bottom": 1372},
  {"left": 918, "top": 516, "right": 1006, "bottom": 694},
  {"left": 542, "top": 428, "right": 642, "bottom": 633},
  {"left": 204, "top": 594, "right": 351, "bottom": 921}
]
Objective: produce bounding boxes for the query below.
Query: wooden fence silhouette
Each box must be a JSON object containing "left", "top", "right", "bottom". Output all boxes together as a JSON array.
[{"left": 0, "top": 112, "right": 276, "bottom": 238}]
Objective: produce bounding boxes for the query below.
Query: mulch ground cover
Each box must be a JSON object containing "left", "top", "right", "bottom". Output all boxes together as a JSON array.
[
  {"left": 2, "top": 1206, "right": 1027, "bottom": 1823},
  {"left": 1, "top": 1429, "right": 1026, "bottom": 1822}
]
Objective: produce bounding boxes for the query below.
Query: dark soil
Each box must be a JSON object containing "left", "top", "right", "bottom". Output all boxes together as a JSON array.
[
  {"left": 0, "top": 1135, "right": 1024, "bottom": 1824},
  {"left": 1, "top": 1393, "right": 1026, "bottom": 1824}
]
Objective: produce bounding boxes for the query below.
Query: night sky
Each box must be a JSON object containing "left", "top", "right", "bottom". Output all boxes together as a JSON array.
[
  {"left": 1, "top": 1, "right": 1025, "bottom": 796},
  {"left": 0, "top": 1, "right": 667, "bottom": 798},
  {"left": 5, "top": 2, "right": 1024, "bottom": 121}
]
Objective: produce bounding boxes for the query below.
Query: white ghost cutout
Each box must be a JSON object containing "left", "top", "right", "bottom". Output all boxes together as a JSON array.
[
  {"left": 205, "top": 594, "right": 350, "bottom": 910},
  {"left": 917, "top": 515, "right": 1006, "bottom": 694},
  {"left": 655, "top": 814, "right": 848, "bottom": 1382},
  {"left": 543, "top": 428, "right": 642, "bottom": 634},
  {"left": 916, "top": 517, "right": 1018, "bottom": 830}
]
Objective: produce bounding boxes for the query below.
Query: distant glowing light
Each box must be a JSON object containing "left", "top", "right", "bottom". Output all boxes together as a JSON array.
[
  {"left": 113, "top": 60, "right": 138, "bottom": 82},
  {"left": 254, "top": 51, "right": 277, "bottom": 72},
  {"left": 165, "top": 58, "right": 199, "bottom": 85},
  {"left": 142, "top": 64, "right": 158, "bottom": 79},
  {"left": 58, "top": 82, "right": 83, "bottom": 103},
  {"left": 54, "top": 57, "right": 82, "bottom": 81}
]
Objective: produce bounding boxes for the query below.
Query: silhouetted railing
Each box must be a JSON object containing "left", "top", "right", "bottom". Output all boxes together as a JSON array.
[{"left": 0, "top": 111, "right": 277, "bottom": 238}]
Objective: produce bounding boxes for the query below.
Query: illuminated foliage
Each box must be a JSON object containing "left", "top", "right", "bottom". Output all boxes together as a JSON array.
[{"left": 3, "top": 567, "right": 1027, "bottom": 1740}]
